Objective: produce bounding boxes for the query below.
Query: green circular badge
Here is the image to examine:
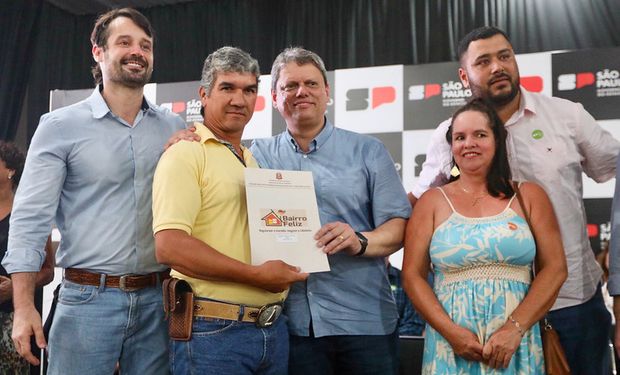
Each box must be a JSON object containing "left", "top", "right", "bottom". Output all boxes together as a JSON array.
[{"left": 531, "top": 129, "right": 544, "bottom": 140}]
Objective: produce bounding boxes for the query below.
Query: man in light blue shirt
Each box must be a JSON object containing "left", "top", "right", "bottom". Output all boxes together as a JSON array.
[
  {"left": 251, "top": 47, "right": 411, "bottom": 375},
  {"left": 2, "top": 8, "right": 185, "bottom": 375}
]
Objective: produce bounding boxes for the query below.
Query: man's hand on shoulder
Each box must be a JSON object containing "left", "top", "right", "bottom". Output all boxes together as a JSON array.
[
  {"left": 164, "top": 125, "right": 200, "bottom": 150},
  {"left": 251, "top": 260, "right": 309, "bottom": 293}
]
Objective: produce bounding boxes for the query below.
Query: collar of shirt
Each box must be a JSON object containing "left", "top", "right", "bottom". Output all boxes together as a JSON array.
[
  {"left": 89, "top": 84, "right": 152, "bottom": 120},
  {"left": 505, "top": 87, "right": 539, "bottom": 127},
  {"left": 192, "top": 122, "right": 251, "bottom": 166},
  {"left": 285, "top": 118, "right": 335, "bottom": 154}
]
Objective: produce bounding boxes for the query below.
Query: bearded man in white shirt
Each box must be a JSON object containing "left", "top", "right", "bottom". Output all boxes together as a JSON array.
[{"left": 409, "top": 26, "right": 619, "bottom": 374}]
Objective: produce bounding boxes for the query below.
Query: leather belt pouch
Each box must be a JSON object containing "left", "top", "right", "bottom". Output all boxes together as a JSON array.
[{"left": 162, "top": 278, "right": 194, "bottom": 341}]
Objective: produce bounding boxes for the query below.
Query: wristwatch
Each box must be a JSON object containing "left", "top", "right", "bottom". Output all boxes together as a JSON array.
[{"left": 354, "top": 232, "right": 368, "bottom": 256}]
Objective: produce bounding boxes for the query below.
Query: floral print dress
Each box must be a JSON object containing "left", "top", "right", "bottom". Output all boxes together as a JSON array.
[{"left": 422, "top": 187, "right": 544, "bottom": 374}]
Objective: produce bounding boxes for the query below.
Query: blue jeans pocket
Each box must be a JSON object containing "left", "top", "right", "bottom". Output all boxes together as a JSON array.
[
  {"left": 192, "top": 318, "right": 236, "bottom": 337},
  {"left": 58, "top": 281, "right": 99, "bottom": 305}
]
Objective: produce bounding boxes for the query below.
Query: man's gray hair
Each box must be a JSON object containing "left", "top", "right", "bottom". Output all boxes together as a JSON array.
[
  {"left": 271, "top": 47, "right": 328, "bottom": 92},
  {"left": 200, "top": 46, "right": 260, "bottom": 95}
]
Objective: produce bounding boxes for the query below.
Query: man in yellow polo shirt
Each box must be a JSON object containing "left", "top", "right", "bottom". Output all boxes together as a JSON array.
[{"left": 152, "top": 46, "right": 308, "bottom": 375}]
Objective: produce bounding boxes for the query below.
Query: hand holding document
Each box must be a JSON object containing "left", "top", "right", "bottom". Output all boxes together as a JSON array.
[{"left": 245, "top": 168, "right": 330, "bottom": 273}]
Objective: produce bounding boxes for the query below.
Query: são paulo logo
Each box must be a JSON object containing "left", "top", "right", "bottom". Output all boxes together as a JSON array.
[
  {"left": 408, "top": 81, "right": 471, "bottom": 107},
  {"left": 161, "top": 99, "right": 202, "bottom": 122},
  {"left": 345, "top": 86, "right": 396, "bottom": 111},
  {"left": 557, "top": 69, "right": 620, "bottom": 97}
]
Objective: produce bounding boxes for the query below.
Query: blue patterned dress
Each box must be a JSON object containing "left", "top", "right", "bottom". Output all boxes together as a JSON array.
[{"left": 422, "top": 187, "right": 544, "bottom": 374}]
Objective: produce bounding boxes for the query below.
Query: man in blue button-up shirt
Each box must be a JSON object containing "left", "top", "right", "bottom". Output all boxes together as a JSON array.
[
  {"left": 251, "top": 47, "right": 411, "bottom": 375},
  {"left": 2, "top": 8, "right": 185, "bottom": 375}
]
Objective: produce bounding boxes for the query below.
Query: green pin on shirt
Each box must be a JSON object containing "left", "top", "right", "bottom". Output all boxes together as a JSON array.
[{"left": 532, "top": 129, "right": 544, "bottom": 139}]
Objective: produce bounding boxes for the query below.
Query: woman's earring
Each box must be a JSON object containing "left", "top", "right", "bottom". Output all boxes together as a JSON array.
[{"left": 450, "top": 165, "right": 460, "bottom": 177}]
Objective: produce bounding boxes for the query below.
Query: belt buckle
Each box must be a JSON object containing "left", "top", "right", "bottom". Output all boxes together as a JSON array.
[
  {"left": 255, "top": 303, "right": 282, "bottom": 328},
  {"left": 118, "top": 275, "right": 139, "bottom": 292}
]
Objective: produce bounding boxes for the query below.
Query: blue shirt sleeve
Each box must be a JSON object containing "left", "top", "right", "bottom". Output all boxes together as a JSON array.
[{"left": 2, "top": 113, "right": 69, "bottom": 273}]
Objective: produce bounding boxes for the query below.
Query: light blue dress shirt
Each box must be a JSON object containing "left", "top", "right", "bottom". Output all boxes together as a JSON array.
[
  {"left": 250, "top": 120, "right": 411, "bottom": 337},
  {"left": 2, "top": 86, "right": 185, "bottom": 275}
]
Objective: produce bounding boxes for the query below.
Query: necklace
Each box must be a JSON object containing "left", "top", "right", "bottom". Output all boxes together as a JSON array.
[{"left": 459, "top": 183, "right": 489, "bottom": 206}]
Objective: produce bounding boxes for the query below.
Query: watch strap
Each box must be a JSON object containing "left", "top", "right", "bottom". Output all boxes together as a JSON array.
[{"left": 354, "top": 231, "right": 368, "bottom": 256}]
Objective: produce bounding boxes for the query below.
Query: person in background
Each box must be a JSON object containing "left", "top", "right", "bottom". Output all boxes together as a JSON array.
[
  {"left": 386, "top": 259, "right": 426, "bottom": 336},
  {"left": 0, "top": 141, "right": 54, "bottom": 375}
]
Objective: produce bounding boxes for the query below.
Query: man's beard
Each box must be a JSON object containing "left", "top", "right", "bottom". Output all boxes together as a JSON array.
[
  {"left": 471, "top": 74, "right": 520, "bottom": 108},
  {"left": 109, "top": 56, "right": 152, "bottom": 89}
]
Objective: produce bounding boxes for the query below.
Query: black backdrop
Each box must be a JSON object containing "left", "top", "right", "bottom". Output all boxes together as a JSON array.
[{"left": 1, "top": 0, "right": 619, "bottom": 142}]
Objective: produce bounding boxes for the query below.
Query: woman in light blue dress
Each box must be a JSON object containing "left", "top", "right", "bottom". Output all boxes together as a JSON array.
[{"left": 402, "top": 99, "right": 567, "bottom": 374}]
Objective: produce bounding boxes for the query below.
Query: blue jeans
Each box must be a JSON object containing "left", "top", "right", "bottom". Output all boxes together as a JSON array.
[
  {"left": 47, "top": 279, "right": 168, "bottom": 375},
  {"left": 289, "top": 331, "right": 399, "bottom": 375},
  {"left": 547, "top": 286, "right": 611, "bottom": 375},
  {"left": 170, "top": 316, "right": 288, "bottom": 375}
]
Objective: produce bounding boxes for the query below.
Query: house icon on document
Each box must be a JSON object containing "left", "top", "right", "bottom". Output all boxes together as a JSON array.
[{"left": 261, "top": 210, "right": 284, "bottom": 226}]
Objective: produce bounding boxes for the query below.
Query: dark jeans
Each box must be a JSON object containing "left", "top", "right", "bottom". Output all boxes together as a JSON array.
[
  {"left": 289, "top": 331, "right": 399, "bottom": 375},
  {"left": 171, "top": 316, "right": 288, "bottom": 375},
  {"left": 547, "top": 286, "right": 611, "bottom": 375}
]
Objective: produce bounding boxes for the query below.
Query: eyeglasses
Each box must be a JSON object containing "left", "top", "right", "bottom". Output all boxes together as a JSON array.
[{"left": 279, "top": 81, "right": 322, "bottom": 95}]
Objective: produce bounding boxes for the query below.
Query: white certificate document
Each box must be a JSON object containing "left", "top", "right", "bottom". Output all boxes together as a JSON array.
[{"left": 245, "top": 168, "right": 330, "bottom": 273}]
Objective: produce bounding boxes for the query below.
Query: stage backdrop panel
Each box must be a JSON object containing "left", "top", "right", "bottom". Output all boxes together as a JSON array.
[
  {"left": 369, "top": 132, "right": 403, "bottom": 178},
  {"left": 585, "top": 198, "right": 613, "bottom": 254},
  {"left": 515, "top": 52, "right": 552, "bottom": 97},
  {"left": 50, "top": 88, "right": 92, "bottom": 111},
  {"left": 402, "top": 129, "right": 436, "bottom": 194},
  {"left": 552, "top": 47, "right": 620, "bottom": 120},
  {"left": 157, "top": 81, "right": 202, "bottom": 124},
  {"left": 334, "top": 65, "right": 403, "bottom": 134},
  {"left": 403, "top": 61, "right": 465, "bottom": 131}
]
